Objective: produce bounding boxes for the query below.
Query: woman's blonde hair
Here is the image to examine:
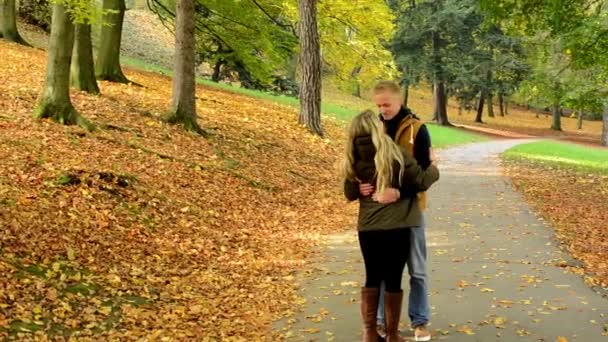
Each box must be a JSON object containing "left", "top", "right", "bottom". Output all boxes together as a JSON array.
[{"left": 341, "top": 110, "right": 405, "bottom": 193}]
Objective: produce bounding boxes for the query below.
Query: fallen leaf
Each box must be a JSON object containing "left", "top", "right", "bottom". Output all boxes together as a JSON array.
[
  {"left": 457, "top": 325, "right": 475, "bottom": 335},
  {"left": 494, "top": 317, "right": 507, "bottom": 328}
]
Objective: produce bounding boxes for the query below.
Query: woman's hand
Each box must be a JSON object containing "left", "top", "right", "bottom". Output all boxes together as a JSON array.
[
  {"left": 372, "top": 188, "right": 400, "bottom": 204},
  {"left": 430, "top": 148, "right": 439, "bottom": 166}
]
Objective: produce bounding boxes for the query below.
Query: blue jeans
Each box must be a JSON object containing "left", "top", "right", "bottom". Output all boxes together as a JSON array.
[{"left": 377, "top": 222, "right": 429, "bottom": 328}]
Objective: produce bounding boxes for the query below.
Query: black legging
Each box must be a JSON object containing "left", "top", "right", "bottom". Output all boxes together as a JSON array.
[{"left": 358, "top": 228, "right": 410, "bottom": 292}]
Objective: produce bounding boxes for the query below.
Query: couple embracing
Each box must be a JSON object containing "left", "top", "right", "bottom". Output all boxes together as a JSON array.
[{"left": 341, "top": 81, "right": 439, "bottom": 342}]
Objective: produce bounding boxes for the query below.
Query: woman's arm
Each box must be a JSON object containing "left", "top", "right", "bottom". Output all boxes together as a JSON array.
[
  {"left": 400, "top": 151, "right": 440, "bottom": 192},
  {"left": 375, "top": 152, "right": 439, "bottom": 204},
  {"left": 399, "top": 152, "right": 439, "bottom": 192}
]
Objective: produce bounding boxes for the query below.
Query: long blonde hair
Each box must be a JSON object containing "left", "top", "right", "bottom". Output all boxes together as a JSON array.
[{"left": 341, "top": 110, "right": 405, "bottom": 193}]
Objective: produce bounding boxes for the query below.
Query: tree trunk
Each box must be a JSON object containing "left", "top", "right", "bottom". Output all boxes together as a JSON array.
[
  {"left": 298, "top": 0, "right": 323, "bottom": 136},
  {"left": 433, "top": 80, "right": 449, "bottom": 125},
  {"left": 164, "top": 0, "right": 202, "bottom": 134},
  {"left": 403, "top": 83, "right": 409, "bottom": 107},
  {"left": 212, "top": 59, "right": 224, "bottom": 82},
  {"left": 351, "top": 65, "right": 362, "bottom": 98},
  {"left": 71, "top": 23, "right": 99, "bottom": 94},
  {"left": 475, "top": 92, "right": 485, "bottom": 123},
  {"left": 485, "top": 69, "right": 494, "bottom": 118},
  {"left": 576, "top": 110, "right": 583, "bottom": 130},
  {"left": 458, "top": 104, "right": 463, "bottom": 116},
  {"left": 1, "top": 0, "right": 30, "bottom": 45},
  {"left": 432, "top": 84, "right": 439, "bottom": 122},
  {"left": 602, "top": 108, "right": 608, "bottom": 146},
  {"left": 430, "top": 15, "right": 449, "bottom": 126},
  {"left": 551, "top": 104, "right": 562, "bottom": 131},
  {"left": 352, "top": 83, "right": 361, "bottom": 98},
  {"left": 33, "top": 4, "right": 93, "bottom": 130},
  {"left": 95, "top": 0, "right": 129, "bottom": 83},
  {"left": 498, "top": 93, "right": 505, "bottom": 116}
]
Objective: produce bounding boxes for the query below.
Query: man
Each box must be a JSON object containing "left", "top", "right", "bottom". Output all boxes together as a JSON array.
[{"left": 360, "top": 80, "right": 433, "bottom": 342}]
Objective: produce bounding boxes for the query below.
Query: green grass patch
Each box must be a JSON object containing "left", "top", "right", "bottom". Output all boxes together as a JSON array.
[
  {"left": 502, "top": 140, "right": 608, "bottom": 174},
  {"left": 427, "top": 124, "right": 488, "bottom": 149}
]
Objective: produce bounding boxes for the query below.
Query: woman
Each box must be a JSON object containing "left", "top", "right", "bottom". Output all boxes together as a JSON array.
[{"left": 341, "top": 110, "right": 439, "bottom": 342}]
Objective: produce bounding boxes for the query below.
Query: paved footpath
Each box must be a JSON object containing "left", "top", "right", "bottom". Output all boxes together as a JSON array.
[{"left": 275, "top": 140, "right": 608, "bottom": 341}]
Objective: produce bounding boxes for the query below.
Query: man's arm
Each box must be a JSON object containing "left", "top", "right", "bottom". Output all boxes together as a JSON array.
[
  {"left": 414, "top": 125, "right": 432, "bottom": 169},
  {"left": 344, "top": 180, "right": 361, "bottom": 201}
]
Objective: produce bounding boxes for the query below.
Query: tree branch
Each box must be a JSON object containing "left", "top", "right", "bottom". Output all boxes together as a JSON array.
[{"left": 249, "top": 0, "right": 298, "bottom": 37}]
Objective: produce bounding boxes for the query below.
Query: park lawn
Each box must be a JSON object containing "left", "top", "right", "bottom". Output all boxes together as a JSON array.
[
  {"left": 502, "top": 140, "right": 608, "bottom": 174},
  {"left": 502, "top": 140, "right": 608, "bottom": 289},
  {"left": 427, "top": 124, "right": 488, "bottom": 149}
]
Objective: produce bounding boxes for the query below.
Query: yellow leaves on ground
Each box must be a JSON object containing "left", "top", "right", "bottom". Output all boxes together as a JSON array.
[
  {"left": 457, "top": 325, "right": 475, "bottom": 335},
  {"left": 505, "top": 161, "right": 608, "bottom": 289},
  {"left": 0, "top": 40, "right": 355, "bottom": 339}
]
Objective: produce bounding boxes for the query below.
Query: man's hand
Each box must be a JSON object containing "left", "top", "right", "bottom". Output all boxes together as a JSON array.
[
  {"left": 372, "top": 188, "right": 400, "bottom": 204},
  {"left": 359, "top": 183, "right": 374, "bottom": 196}
]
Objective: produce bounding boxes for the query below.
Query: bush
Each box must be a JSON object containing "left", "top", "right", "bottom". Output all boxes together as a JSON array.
[{"left": 18, "top": 0, "right": 52, "bottom": 32}]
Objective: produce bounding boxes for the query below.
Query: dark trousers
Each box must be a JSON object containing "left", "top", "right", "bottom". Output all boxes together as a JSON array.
[{"left": 358, "top": 228, "right": 410, "bottom": 292}]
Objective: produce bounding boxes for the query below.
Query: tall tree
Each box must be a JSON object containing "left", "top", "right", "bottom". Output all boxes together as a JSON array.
[
  {"left": 151, "top": 0, "right": 298, "bottom": 91},
  {"left": 96, "top": 0, "right": 130, "bottom": 83},
  {"left": 71, "top": 22, "right": 99, "bottom": 94},
  {"left": 481, "top": 0, "right": 608, "bottom": 143},
  {"left": 297, "top": 0, "right": 322, "bottom": 136},
  {"left": 164, "top": 0, "right": 202, "bottom": 134},
  {"left": 431, "top": 3, "right": 449, "bottom": 126},
  {"left": 1, "top": 0, "right": 30, "bottom": 45},
  {"left": 486, "top": 70, "right": 495, "bottom": 118},
  {"left": 34, "top": 3, "right": 93, "bottom": 130},
  {"left": 313, "top": 0, "right": 395, "bottom": 91},
  {"left": 392, "top": 0, "right": 484, "bottom": 126},
  {"left": 475, "top": 90, "right": 486, "bottom": 123},
  {"left": 498, "top": 93, "right": 506, "bottom": 116}
]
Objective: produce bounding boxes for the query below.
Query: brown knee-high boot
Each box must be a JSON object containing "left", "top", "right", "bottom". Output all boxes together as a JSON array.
[
  {"left": 361, "top": 287, "right": 384, "bottom": 342},
  {"left": 384, "top": 291, "right": 404, "bottom": 342}
]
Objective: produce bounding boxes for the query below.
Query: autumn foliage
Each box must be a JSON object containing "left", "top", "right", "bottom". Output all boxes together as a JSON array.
[
  {"left": 504, "top": 161, "right": 608, "bottom": 289},
  {"left": 0, "top": 41, "right": 354, "bottom": 339}
]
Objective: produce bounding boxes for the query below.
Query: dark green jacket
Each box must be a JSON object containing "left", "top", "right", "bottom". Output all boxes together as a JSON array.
[{"left": 344, "top": 135, "right": 439, "bottom": 232}]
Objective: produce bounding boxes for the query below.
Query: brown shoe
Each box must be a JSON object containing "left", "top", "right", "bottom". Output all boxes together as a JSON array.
[
  {"left": 361, "top": 287, "right": 384, "bottom": 342},
  {"left": 414, "top": 324, "right": 431, "bottom": 341},
  {"left": 384, "top": 291, "right": 405, "bottom": 342}
]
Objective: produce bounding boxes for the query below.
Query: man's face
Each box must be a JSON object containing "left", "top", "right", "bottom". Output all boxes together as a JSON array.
[{"left": 373, "top": 91, "right": 402, "bottom": 120}]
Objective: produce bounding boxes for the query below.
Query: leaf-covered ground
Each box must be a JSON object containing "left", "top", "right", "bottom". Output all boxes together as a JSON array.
[
  {"left": 0, "top": 40, "right": 355, "bottom": 340},
  {"left": 503, "top": 159, "right": 608, "bottom": 290}
]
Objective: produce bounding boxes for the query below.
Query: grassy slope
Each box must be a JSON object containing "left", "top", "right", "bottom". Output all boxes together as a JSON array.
[
  {"left": 122, "top": 55, "right": 488, "bottom": 148},
  {"left": 503, "top": 140, "right": 608, "bottom": 174}
]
